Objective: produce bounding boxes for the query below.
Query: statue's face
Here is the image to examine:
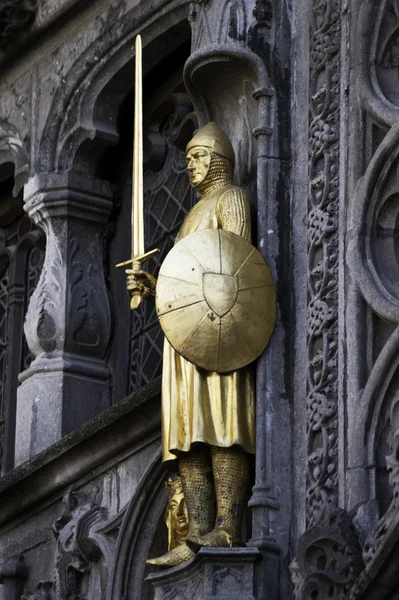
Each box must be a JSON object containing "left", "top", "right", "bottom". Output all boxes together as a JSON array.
[
  {"left": 186, "top": 145, "right": 212, "bottom": 186},
  {"left": 168, "top": 491, "right": 188, "bottom": 535}
]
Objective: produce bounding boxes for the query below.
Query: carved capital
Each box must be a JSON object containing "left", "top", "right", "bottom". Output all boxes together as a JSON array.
[{"left": 22, "top": 172, "right": 112, "bottom": 361}]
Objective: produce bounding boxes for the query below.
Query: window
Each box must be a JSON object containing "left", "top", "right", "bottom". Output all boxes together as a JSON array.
[{"left": 0, "top": 168, "right": 45, "bottom": 473}]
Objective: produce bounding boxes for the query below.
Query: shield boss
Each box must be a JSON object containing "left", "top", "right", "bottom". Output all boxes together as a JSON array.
[{"left": 156, "top": 229, "right": 276, "bottom": 372}]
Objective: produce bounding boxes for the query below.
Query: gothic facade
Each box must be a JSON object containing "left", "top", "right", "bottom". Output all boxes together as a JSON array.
[{"left": 0, "top": 0, "right": 398, "bottom": 598}]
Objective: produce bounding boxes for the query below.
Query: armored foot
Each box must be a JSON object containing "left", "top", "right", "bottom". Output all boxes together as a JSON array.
[
  {"left": 146, "top": 543, "right": 195, "bottom": 568},
  {"left": 187, "top": 527, "right": 232, "bottom": 550}
]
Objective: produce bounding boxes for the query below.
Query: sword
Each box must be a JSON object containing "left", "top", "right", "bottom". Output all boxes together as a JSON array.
[{"left": 116, "top": 34, "right": 160, "bottom": 309}]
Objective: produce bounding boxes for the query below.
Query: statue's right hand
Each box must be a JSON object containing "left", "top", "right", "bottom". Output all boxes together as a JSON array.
[{"left": 126, "top": 269, "right": 157, "bottom": 300}]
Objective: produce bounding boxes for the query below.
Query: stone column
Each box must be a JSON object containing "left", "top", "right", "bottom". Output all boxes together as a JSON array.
[{"left": 15, "top": 171, "right": 113, "bottom": 465}]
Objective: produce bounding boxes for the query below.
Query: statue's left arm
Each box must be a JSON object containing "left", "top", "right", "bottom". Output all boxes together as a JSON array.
[{"left": 216, "top": 187, "right": 251, "bottom": 242}]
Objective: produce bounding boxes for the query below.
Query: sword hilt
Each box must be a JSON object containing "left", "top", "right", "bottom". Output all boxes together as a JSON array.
[
  {"left": 115, "top": 247, "right": 160, "bottom": 269},
  {"left": 117, "top": 248, "right": 160, "bottom": 311}
]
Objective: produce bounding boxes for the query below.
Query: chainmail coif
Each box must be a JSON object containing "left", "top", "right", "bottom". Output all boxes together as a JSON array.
[{"left": 196, "top": 152, "right": 234, "bottom": 198}]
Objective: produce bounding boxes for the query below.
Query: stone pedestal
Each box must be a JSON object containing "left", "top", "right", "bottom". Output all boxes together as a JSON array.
[
  {"left": 15, "top": 171, "right": 113, "bottom": 465},
  {"left": 146, "top": 548, "right": 261, "bottom": 600}
]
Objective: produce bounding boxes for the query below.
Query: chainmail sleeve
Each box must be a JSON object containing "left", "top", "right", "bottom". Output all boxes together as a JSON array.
[{"left": 216, "top": 187, "right": 252, "bottom": 242}]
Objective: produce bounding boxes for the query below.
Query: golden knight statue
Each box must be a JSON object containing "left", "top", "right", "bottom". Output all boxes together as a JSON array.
[{"left": 127, "top": 122, "right": 274, "bottom": 568}]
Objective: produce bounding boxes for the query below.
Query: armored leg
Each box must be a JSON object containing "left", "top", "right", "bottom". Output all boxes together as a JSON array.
[
  {"left": 179, "top": 447, "right": 215, "bottom": 537},
  {"left": 187, "top": 445, "right": 250, "bottom": 549},
  {"left": 147, "top": 447, "right": 214, "bottom": 567}
]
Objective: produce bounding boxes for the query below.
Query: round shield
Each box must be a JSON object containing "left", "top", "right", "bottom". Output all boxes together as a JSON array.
[{"left": 156, "top": 229, "right": 276, "bottom": 372}]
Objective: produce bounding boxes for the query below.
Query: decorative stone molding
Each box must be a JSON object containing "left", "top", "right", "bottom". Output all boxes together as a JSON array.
[
  {"left": 15, "top": 171, "right": 113, "bottom": 465},
  {"left": 290, "top": 509, "right": 363, "bottom": 600},
  {"left": 0, "top": 0, "right": 37, "bottom": 51},
  {"left": 306, "top": 0, "right": 342, "bottom": 528}
]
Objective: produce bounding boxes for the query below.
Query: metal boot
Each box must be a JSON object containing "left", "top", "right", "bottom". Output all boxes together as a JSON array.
[
  {"left": 187, "top": 446, "right": 250, "bottom": 549},
  {"left": 147, "top": 448, "right": 214, "bottom": 567}
]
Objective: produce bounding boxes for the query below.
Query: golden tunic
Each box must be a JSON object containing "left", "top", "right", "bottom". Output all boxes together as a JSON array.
[{"left": 162, "top": 183, "right": 256, "bottom": 462}]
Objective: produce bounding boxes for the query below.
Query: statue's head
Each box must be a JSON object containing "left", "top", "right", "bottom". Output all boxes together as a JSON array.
[
  {"left": 165, "top": 477, "right": 189, "bottom": 550},
  {"left": 186, "top": 122, "right": 235, "bottom": 192}
]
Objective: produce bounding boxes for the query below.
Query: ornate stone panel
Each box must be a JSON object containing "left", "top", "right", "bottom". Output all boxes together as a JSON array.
[{"left": 290, "top": 509, "right": 363, "bottom": 599}]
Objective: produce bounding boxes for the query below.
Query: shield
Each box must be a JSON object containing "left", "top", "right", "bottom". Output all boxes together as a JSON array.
[{"left": 156, "top": 229, "right": 276, "bottom": 372}]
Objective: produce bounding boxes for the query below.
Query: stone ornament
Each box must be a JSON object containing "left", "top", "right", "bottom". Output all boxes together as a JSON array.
[
  {"left": 290, "top": 509, "right": 364, "bottom": 600},
  {"left": 53, "top": 492, "right": 109, "bottom": 600},
  {"left": 156, "top": 228, "right": 275, "bottom": 372},
  {"left": 306, "top": 0, "right": 341, "bottom": 528}
]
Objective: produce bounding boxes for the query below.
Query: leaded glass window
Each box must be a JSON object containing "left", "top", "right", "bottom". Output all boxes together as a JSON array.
[
  {"left": 104, "top": 67, "right": 196, "bottom": 402},
  {"left": 0, "top": 197, "right": 45, "bottom": 472},
  {"left": 129, "top": 139, "right": 196, "bottom": 392}
]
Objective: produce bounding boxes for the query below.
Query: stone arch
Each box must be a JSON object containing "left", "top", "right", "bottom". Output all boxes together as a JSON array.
[
  {"left": 347, "top": 123, "right": 399, "bottom": 325},
  {"left": 356, "top": 0, "right": 399, "bottom": 127},
  {"left": 37, "top": 0, "right": 191, "bottom": 176},
  {"left": 344, "top": 325, "right": 399, "bottom": 538},
  {"left": 346, "top": 119, "right": 399, "bottom": 522},
  {"left": 107, "top": 449, "right": 168, "bottom": 600}
]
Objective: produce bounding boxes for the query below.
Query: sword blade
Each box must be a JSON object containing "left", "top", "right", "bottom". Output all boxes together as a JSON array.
[{"left": 132, "top": 34, "right": 144, "bottom": 262}]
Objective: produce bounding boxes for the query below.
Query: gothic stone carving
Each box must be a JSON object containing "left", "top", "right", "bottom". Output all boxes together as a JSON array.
[
  {"left": 0, "top": 0, "right": 37, "bottom": 50},
  {"left": 290, "top": 509, "right": 364, "bottom": 600},
  {"left": 53, "top": 491, "right": 109, "bottom": 600},
  {"left": 306, "top": 0, "right": 341, "bottom": 527}
]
